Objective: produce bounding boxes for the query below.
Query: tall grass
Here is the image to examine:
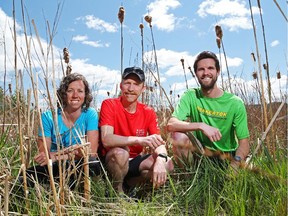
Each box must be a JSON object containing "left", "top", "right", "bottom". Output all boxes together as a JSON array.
[{"left": 0, "top": 1, "right": 287, "bottom": 215}]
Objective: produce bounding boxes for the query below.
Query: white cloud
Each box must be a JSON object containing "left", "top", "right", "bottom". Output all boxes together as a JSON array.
[
  {"left": 72, "top": 35, "right": 88, "bottom": 41},
  {"left": 270, "top": 40, "right": 279, "bottom": 47},
  {"left": 197, "top": 0, "right": 259, "bottom": 31},
  {"left": 72, "top": 35, "right": 109, "bottom": 48},
  {"left": 217, "top": 16, "right": 252, "bottom": 31},
  {"left": 80, "top": 15, "right": 118, "bottom": 33},
  {"left": 82, "top": 40, "right": 110, "bottom": 48},
  {"left": 145, "top": 0, "right": 181, "bottom": 32}
]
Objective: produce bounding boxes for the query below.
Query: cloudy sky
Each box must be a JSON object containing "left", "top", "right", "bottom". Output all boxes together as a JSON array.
[{"left": 0, "top": 0, "right": 287, "bottom": 108}]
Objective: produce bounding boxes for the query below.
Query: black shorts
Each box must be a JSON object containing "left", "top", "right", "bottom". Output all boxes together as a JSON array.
[{"left": 126, "top": 154, "right": 151, "bottom": 178}]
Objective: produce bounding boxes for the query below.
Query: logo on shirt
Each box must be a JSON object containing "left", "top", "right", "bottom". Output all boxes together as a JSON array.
[
  {"left": 136, "top": 129, "right": 145, "bottom": 136},
  {"left": 197, "top": 106, "right": 227, "bottom": 119}
]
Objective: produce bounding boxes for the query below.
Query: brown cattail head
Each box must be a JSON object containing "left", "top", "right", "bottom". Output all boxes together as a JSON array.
[
  {"left": 154, "top": 80, "right": 157, "bottom": 87},
  {"left": 63, "top": 47, "right": 70, "bottom": 64},
  {"left": 169, "top": 90, "right": 172, "bottom": 95},
  {"left": 144, "top": 15, "right": 152, "bottom": 27},
  {"left": 107, "top": 91, "right": 110, "bottom": 97},
  {"left": 277, "top": 71, "right": 281, "bottom": 79},
  {"left": 177, "top": 94, "right": 180, "bottom": 98},
  {"left": 263, "top": 63, "right": 267, "bottom": 70},
  {"left": 118, "top": 6, "right": 125, "bottom": 24},
  {"left": 251, "top": 53, "right": 256, "bottom": 62},
  {"left": 252, "top": 71, "right": 258, "bottom": 79},
  {"left": 216, "top": 37, "right": 221, "bottom": 49},
  {"left": 215, "top": 25, "right": 223, "bottom": 39},
  {"left": 180, "top": 58, "right": 184, "bottom": 68},
  {"left": 139, "top": 23, "right": 144, "bottom": 35},
  {"left": 8, "top": 83, "right": 12, "bottom": 94}
]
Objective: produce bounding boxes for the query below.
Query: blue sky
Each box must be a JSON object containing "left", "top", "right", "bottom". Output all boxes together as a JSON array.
[{"left": 0, "top": 0, "right": 287, "bottom": 108}]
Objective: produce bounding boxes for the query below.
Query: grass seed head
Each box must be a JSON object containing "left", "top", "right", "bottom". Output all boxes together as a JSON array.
[
  {"left": 251, "top": 53, "right": 256, "bottom": 62},
  {"left": 216, "top": 37, "right": 221, "bottom": 49},
  {"left": 145, "top": 15, "right": 152, "bottom": 27},
  {"left": 252, "top": 71, "right": 258, "bottom": 79},
  {"left": 277, "top": 71, "right": 281, "bottom": 79},
  {"left": 215, "top": 25, "right": 223, "bottom": 39},
  {"left": 118, "top": 6, "right": 125, "bottom": 24}
]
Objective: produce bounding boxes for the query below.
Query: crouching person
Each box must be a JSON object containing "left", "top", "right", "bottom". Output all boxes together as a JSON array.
[
  {"left": 167, "top": 51, "right": 250, "bottom": 170},
  {"left": 99, "top": 67, "right": 174, "bottom": 196},
  {"left": 22, "top": 73, "right": 101, "bottom": 189}
]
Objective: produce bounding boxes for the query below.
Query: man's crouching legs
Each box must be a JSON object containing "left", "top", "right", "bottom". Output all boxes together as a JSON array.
[
  {"left": 171, "top": 132, "right": 198, "bottom": 167},
  {"left": 105, "top": 147, "right": 129, "bottom": 193}
]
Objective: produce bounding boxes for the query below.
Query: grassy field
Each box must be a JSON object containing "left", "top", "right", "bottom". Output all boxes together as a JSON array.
[
  {"left": 0, "top": 1, "right": 287, "bottom": 215},
  {"left": 0, "top": 91, "right": 287, "bottom": 215}
]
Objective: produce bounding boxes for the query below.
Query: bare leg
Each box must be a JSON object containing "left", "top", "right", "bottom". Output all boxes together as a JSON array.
[
  {"left": 126, "top": 154, "right": 174, "bottom": 188},
  {"left": 171, "top": 132, "right": 197, "bottom": 167},
  {"left": 105, "top": 147, "right": 129, "bottom": 193}
]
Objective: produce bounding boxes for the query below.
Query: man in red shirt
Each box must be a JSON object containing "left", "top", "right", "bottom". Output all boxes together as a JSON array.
[{"left": 99, "top": 66, "right": 173, "bottom": 195}]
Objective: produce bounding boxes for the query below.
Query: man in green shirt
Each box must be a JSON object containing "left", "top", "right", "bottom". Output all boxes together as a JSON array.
[{"left": 167, "top": 51, "right": 250, "bottom": 168}]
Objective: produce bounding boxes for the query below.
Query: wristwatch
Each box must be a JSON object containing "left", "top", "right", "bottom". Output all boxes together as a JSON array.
[
  {"left": 157, "top": 153, "right": 168, "bottom": 162},
  {"left": 234, "top": 156, "right": 242, "bottom": 162}
]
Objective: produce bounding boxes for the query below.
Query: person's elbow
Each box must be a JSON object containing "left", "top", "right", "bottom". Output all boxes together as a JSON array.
[
  {"left": 166, "top": 117, "right": 177, "bottom": 132},
  {"left": 101, "top": 135, "right": 111, "bottom": 148}
]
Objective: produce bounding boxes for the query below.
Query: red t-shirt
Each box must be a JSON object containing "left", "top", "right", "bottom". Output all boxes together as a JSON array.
[{"left": 99, "top": 97, "right": 160, "bottom": 158}]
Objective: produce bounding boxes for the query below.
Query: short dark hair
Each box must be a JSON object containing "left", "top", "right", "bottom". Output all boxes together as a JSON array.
[
  {"left": 122, "top": 66, "right": 145, "bottom": 82},
  {"left": 57, "top": 73, "right": 92, "bottom": 110},
  {"left": 193, "top": 51, "right": 220, "bottom": 73}
]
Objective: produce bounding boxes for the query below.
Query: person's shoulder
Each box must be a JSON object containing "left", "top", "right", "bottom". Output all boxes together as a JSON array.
[
  {"left": 85, "top": 107, "right": 97, "bottom": 114},
  {"left": 138, "top": 102, "right": 155, "bottom": 112},
  {"left": 102, "top": 97, "right": 120, "bottom": 106},
  {"left": 223, "top": 92, "right": 245, "bottom": 105}
]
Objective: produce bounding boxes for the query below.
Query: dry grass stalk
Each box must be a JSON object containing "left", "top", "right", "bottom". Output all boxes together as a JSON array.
[
  {"left": 214, "top": 25, "right": 232, "bottom": 92},
  {"left": 118, "top": 6, "right": 125, "bottom": 75},
  {"left": 248, "top": 0, "right": 270, "bottom": 153},
  {"left": 180, "top": 59, "right": 188, "bottom": 89},
  {"left": 14, "top": 0, "right": 29, "bottom": 210},
  {"left": 144, "top": 15, "right": 163, "bottom": 105}
]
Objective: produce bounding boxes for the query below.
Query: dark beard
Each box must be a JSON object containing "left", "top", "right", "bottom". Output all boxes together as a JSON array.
[{"left": 199, "top": 76, "right": 218, "bottom": 90}]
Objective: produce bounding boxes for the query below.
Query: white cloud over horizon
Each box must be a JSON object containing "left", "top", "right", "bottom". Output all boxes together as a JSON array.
[
  {"left": 77, "top": 15, "right": 118, "bottom": 33},
  {"left": 197, "top": 0, "right": 259, "bottom": 31},
  {"left": 145, "top": 0, "right": 181, "bottom": 32}
]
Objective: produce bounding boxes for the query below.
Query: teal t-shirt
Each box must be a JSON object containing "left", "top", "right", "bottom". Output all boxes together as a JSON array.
[
  {"left": 38, "top": 107, "right": 99, "bottom": 152},
  {"left": 172, "top": 88, "right": 249, "bottom": 151}
]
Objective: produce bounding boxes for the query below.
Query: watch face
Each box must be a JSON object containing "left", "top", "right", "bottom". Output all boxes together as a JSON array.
[{"left": 234, "top": 156, "right": 242, "bottom": 161}]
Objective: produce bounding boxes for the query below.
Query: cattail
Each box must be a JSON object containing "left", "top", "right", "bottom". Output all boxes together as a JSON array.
[
  {"left": 263, "top": 63, "right": 267, "bottom": 70},
  {"left": 63, "top": 47, "right": 70, "bottom": 64},
  {"left": 252, "top": 71, "right": 258, "bottom": 79},
  {"left": 188, "top": 66, "right": 195, "bottom": 78},
  {"left": 180, "top": 58, "right": 185, "bottom": 69},
  {"left": 177, "top": 94, "right": 180, "bottom": 98},
  {"left": 215, "top": 25, "right": 223, "bottom": 40},
  {"left": 139, "top": 23, "right": 144, "bottom": 30},
  {"left": 118, "top": 6, "right": 125, "bottom": 24},
  {"left": 277, "top": 71, "right": 281, "bottom": 79},
  {"left": 251, "top": 53, "right": 256, "bottom": 62},
  {"left": 154, "top": 80, "right": 157, "bottom": 87},
  {"left": 170, "top": 90, "right": 172, "bottom": 95},
  {"left": 144, "top": 15, "right": 152, "bottom": 27},
  {"left": 216, "top": 37, "right": 221, "bottom": 49},
  {"left": 107, "top": 91, "right": 110, "bottom": 97},
  {"left": 8, "top": 83, "right": 12, "bottom": 94}
]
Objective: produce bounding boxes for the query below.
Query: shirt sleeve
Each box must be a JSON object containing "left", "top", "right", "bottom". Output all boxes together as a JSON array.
[
  {"left": 86, "top": 108, "right": 99, "bottom": 131},
  {"left": 147, "top": 108, "right": 161, "bottom": 135},
  {"left": 99, "top": 99, "right": 115, "bottom": 127},
  {"left": 233, "top": 99, "right": 250, "bottom": 139},
  {"left": 38, "top": 111, "right": 53, "bottom": 138},
  {"left": 172, "top": 90, "right": 192, "bottom": 121}
]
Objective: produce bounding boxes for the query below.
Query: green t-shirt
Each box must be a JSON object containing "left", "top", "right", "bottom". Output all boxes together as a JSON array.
[{"left": 172, "top": 88, "right": 249, "bottom": 152}]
